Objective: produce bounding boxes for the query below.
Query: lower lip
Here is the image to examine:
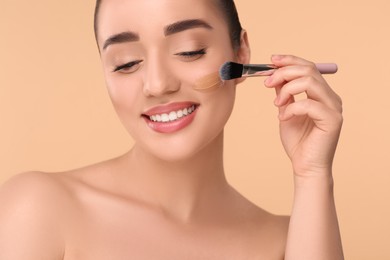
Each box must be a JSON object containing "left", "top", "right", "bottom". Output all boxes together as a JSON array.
[{"left": 143, "top": 108, "right": 198, "bottom": 134}]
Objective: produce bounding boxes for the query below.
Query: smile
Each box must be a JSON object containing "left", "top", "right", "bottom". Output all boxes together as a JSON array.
[
  {"left": 149, "top": 105, "right": 196, "bottom": 123},
  {"left": 142, "top": 102, "right": 199, "bottom": 134}
]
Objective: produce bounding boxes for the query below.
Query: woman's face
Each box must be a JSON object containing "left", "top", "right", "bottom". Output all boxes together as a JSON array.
[{"left": 97, "top": 0, "right": 246, "bottom": 161}]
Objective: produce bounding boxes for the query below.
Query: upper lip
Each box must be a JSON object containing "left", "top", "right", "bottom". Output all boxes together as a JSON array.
[{"left": 142, "top": 101, "right": 200, "bottom": 116}]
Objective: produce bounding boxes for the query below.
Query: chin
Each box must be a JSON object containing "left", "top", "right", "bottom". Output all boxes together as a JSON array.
[{"left": 134, "top": 128, "right": 224, "bottom": 163}]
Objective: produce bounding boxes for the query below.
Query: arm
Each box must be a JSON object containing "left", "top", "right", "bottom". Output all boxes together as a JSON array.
[
  {"left": 264, "top": 55, "right": 344, "bottom": 259},
  {"left": 0, "top": 172, "right": 65, "bottom": 260},
  {"left": 287, "top": 174, "right": 343, "bottom": 260}
]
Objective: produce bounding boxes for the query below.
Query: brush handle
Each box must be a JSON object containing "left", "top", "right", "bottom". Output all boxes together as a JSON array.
[
  {"left": 242, "top": 63, "right": 338, "bottom": 77},
  {"left": 315, "top": 63, "right": 338, "bottom": 74}
]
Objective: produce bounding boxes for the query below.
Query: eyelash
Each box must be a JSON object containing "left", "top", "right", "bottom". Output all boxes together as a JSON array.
[
  {"left": 113, "top": 60, "right": 142, "bottom": 73},
  {"left": 176, "top": 48, "right": 207, "bottom": 58},
  {"left": 112, "top": 48, "right": 207, "bottom": 73}
]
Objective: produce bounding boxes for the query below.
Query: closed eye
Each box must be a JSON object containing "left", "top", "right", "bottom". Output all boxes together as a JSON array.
[
  {"left": 175, "top": 48, "right": 207, "bottom": 61},
  {"left": 113, "top": 60, "right": 143, "bottom": 73}
]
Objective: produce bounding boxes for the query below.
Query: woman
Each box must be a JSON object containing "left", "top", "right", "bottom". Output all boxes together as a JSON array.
[{"left": 0, "top": 0, "right": 344, "bottom": 259}]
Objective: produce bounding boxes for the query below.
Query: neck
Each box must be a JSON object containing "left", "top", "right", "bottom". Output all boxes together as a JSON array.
[{"left": 119, "top": 131, "right": 230, "bottom": 223}]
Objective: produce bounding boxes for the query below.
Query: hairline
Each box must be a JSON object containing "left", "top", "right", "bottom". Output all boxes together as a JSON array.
[{"left": 94, "top": 0, "right": 242, "bottom": 51}]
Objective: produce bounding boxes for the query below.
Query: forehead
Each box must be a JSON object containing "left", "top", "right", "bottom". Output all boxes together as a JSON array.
[{"left": 97, "top": 0, "right": 225, "bottom": 43}]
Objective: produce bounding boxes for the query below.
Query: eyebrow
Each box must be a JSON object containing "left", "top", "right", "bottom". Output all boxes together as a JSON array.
[
  {"left": 164, "top": 19, "right": 213, "bottom": 36},
  {"left": 103, "top": 31, "right": 140, "bottom": 50},
  {"left": 102, "top": 19, "right": 213, "bottom": 51}
]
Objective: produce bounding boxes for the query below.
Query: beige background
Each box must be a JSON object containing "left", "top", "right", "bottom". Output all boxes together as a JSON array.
[{"left": 1, "top": 0, "right": 389, "bottom": 258}]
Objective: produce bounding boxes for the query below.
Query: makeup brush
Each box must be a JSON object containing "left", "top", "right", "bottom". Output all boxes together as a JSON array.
[{"left": 219, "top": 61, "right": 338, "bottom": 80}]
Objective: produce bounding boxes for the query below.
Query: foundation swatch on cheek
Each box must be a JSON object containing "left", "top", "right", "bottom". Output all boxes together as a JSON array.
[{"left": 193, "top": 72, "right": 224, "bottom": 91}]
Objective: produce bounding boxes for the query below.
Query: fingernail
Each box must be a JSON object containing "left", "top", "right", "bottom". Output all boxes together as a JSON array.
[
  {"left": 265, "top": 76, "right": 273, "bottom": 85},
  {"left": 272, "top": 55, "right": 284, "bottom": 61}
]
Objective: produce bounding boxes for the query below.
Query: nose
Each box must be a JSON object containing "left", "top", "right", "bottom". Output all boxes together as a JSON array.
[{"left": 142, "top": 59, "right": 180, "bottom": 97}]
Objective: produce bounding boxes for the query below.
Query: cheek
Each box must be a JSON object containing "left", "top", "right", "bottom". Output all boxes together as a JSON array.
[
  {"left": 200, "top": 81, "right": 236, "bottom": 131},
  {"left": 105, "top": 75, "right": 143, "bottom": 121},
  {"left": 176, "top": 48, "right": 236, "bottom": 90},
  {"left": 213, "top": 83, "right": 236, "bottom": 120}
]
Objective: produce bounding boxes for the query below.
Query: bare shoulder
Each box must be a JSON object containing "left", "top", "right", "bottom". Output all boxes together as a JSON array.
[
  {"left": 0, "top": 171, "right": 72, "bottom": 212},
  {"left": 228, "top": 187, "right": 290, "bottom": 259},
  {"left": 0, "top": 158, "right": 120, "bottom": 259},
  {"left": 0, "top": 171, "right": 72, "bottom": 259},
  {"left": 247, "top": 206, "right": 290, "bottom": 259},
  {"left": 257, "top": 212, "right": 289, "bottom": 259},
  {"left": 1, "top": 170, "right": 68, "bottom": 193},
  {"left": 0, "top": 158, "right": 119, "bottom": 209},
  {"left": 229, "top": 186, "right": 290, "bottom": 234},
  {"left": 0, "top": 171, "right": 75, "bottom": 208}
]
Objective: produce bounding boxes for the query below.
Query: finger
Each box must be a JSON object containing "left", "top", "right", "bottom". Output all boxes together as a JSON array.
[
  {"left": 279, "top": 99, "right": 343, "bottom": 132},
  {"left": 271, "top": 54, "right": 315, "bottom": 67},
  {"left": 264, "top": 64, "right": 322, "bottom": 88},
  {"left": 275, "top": 85, "right": 294, "bottom": 115},
  {"left": 264, "top": 60, "right": 342, "bottom": 113},
  {"left": 275, "top": 75, "right": 342, "bottom": 112}
]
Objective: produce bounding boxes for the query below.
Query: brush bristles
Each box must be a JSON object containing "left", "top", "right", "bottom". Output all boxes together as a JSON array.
[{"left": 219, "top": 61, "right": 243, "bottom": 80}]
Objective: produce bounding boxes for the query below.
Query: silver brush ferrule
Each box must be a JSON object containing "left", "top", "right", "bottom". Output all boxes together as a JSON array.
[{"left": 242, "top": 64, "right": 277, "bottom": 77}]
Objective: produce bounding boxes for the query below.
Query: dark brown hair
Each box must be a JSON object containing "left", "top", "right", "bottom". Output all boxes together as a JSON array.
[{"left": 93, "top": 0, "right": 243, "bottom": 49}]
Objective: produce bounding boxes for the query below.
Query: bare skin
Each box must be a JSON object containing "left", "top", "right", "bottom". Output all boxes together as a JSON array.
[
  {"left": 0, "top": 0, "right": 343, "bottom": 259},
  {"left": 0, "top": 149, "right": 288, "bottom": 260}
]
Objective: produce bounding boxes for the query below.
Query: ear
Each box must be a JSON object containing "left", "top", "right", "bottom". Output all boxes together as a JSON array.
[{"left": 235, "top": 29, "right": 251, "bottom": 85}]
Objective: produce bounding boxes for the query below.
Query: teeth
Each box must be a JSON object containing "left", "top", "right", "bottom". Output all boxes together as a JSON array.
[
  {"left": 149, "top": 105, "right": 196, "bottom": 123},
  {"left": 168, "top": 111, "right": 177, "bottom": 121},
  {"left": 177, "top": 110, "right": 183, "bottom": 118},
  {"left": 161, "top": 114, "right": 169, "bottom": 122}
]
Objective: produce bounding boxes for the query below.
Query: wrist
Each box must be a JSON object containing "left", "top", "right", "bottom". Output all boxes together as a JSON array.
[
  {"left": 292, "top": 163, "right": 333, "bottom": 178},
  {"left": 293, "top": 173, "right": 335, "bottom": 192}
]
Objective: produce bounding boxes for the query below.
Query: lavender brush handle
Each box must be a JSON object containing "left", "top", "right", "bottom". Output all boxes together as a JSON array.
[
  {"left": 242, "top": 63, "right": 338, "bottom": 77},
  {"left": 315, "top": 63, "right": 338, "bottom": 74}
]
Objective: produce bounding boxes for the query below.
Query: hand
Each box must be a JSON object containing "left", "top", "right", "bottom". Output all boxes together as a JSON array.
[{"left": 264, "top": 55, "right": 343, "bottom": 177}]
